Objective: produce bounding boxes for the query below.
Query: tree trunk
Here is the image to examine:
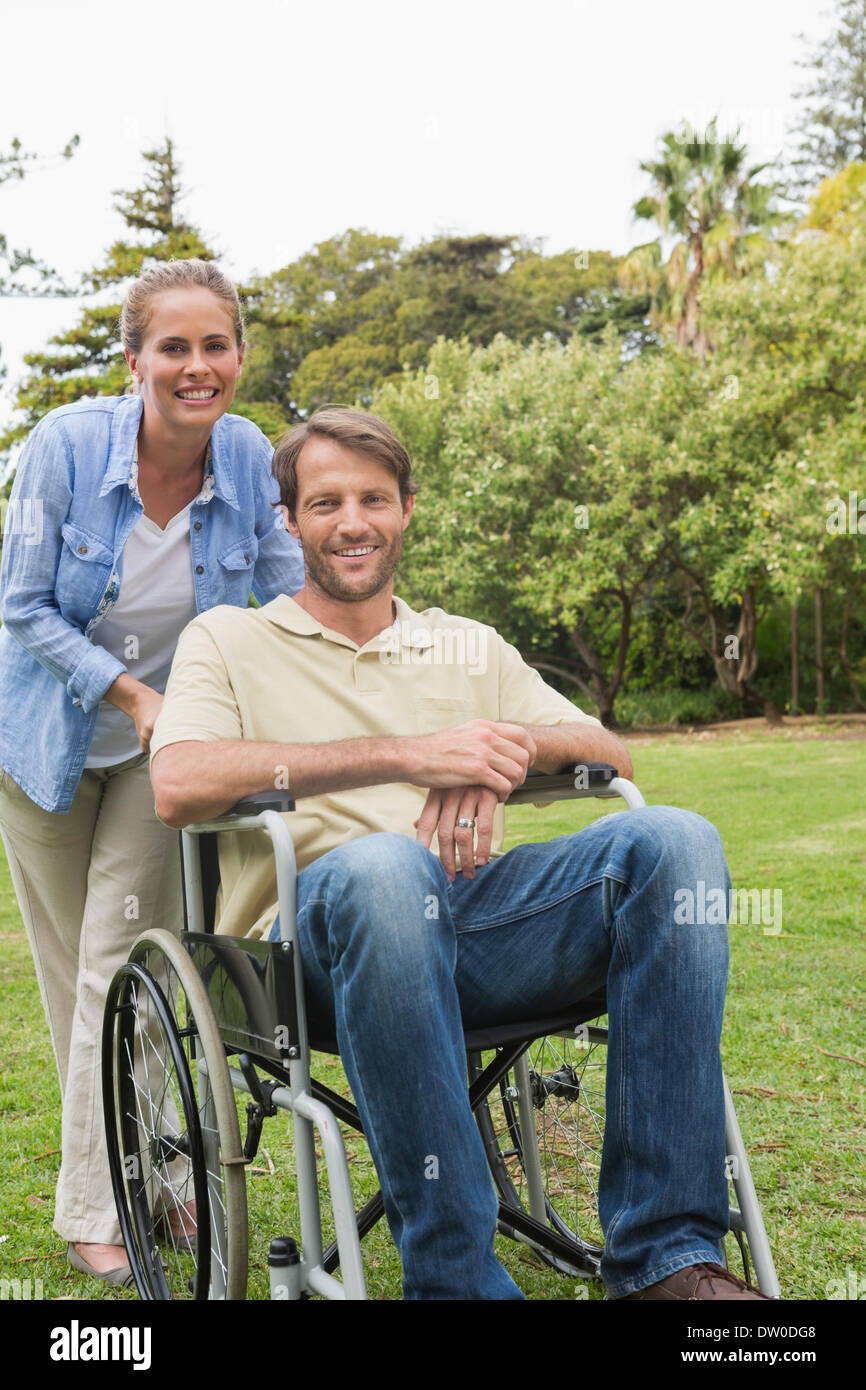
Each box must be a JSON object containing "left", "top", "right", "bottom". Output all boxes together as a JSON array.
[
  {"left": 815, "top": 588, "right": 825, "bottom": 713},
  {"left": 791, "top": 601, "right": 800, "bottom": 714},
  {"left": 839, "top": 593, "right": 865, "bottom": 710},
  {"left": 567, "top": 594, "right": 634, "bottom": 729},
  {"left": 677, "top": 233, "right": 710, "bottom": 358},
  {"left": 672, "top": 574, "right": 783, "bottom": 724}
]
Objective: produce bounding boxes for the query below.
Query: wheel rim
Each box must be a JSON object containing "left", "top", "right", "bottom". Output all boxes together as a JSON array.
[
  {"left": 103, "top": 931, "right": 247, "bottom": 1300},
  {"left": 105, "top": 961, "right": 210, "bottom": 1299},
  {"left": 476, "top": 1024, "right": 608, "bottom": 1276}
]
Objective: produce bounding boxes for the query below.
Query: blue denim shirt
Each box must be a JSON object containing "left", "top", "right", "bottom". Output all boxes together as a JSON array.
[{"left": 0, "top": 394, "right": 304, "bottom": 812}]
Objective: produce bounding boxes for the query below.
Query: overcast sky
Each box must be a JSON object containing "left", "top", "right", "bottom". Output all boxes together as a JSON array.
[{"left": 0, "top": 0, "right": 828, "bottom": 432}]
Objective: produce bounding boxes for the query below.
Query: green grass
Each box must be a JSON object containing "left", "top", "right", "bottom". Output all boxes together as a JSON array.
[{"left": 1, "top": 734, "right": 864, "bottom": 1300}]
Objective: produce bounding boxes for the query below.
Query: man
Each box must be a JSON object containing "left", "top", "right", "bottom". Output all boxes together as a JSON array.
[{"left": 150, "top": 406, "right": 767, "bottom": 1301}]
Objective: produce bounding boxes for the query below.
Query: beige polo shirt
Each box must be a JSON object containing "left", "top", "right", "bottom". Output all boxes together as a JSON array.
[{"left": 150, "top": 594, "right": 602, "bottom": 939}]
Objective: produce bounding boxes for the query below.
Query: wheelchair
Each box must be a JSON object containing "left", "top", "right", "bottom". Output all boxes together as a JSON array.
[{"left": 101, "top": 762, "right": 781, "bottom": 1301}]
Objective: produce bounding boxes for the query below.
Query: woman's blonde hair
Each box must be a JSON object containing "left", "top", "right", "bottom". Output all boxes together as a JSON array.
[{"left": 120, "top": 258, "right": 245, "bottom": 353}]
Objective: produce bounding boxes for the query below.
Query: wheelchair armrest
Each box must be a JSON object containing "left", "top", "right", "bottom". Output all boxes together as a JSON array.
[
  {"left": 505, "top": 762, "right": 619, "bottom": 806},
  {"left": 220, "top": 766, "right": 620, "bottom": 816},
  {"left": 222, "top": 791, "right": 296, "bottom": 817}
]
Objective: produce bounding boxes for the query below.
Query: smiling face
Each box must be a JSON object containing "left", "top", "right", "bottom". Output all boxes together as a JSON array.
[
  {"left": 284, "top": 435, "right": 415, "bottom": 605},
  {"left": 124, "top": 286, "right": 245, "bottom": 433}
]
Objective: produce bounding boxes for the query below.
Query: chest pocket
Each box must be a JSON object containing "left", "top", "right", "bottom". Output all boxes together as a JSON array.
[
  {"left": 216, "top": 533, "right": 260, "bottom": 603},
  {"left": 218, "top": 533, "right": 260, "bottom": 572},
  {"left": 413, "top": 695, "right": 477, "bottom": 734},
  {"left": 57, "top": 521, "right": 115, "bottom": 619}
]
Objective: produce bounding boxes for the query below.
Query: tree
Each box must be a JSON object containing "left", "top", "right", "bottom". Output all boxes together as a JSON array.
[
  {"left": 238, "top": 229, "right": 404, "bottom": 426},
  {"left": 375, "top": 333, "right": 682, "bottom": 727},
  {"left": 788, "top": 0, "right": 866, "bottom": 194},
  {"left": 682, "top": 177, "right": 866, "bottom": 715},
  {"left": 624, "top": 119, "right": 783, "bottom": 356},
  {"left": 0, "top": 133, "right": 79, "bottom": 301},
  {"left": 802, "top": 158, "right": 866, "bottom": 233},
  {"left": 237, "top": 232, "right": 651, "bottom": 425},
  {"left": 1, "top": 139, "right": 214, "bottom": 452}
]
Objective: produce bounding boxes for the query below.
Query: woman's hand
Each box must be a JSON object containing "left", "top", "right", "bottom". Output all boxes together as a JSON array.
[
  {"left": 104, "top": 675, "right": 164, "bottom": 753},
  {"left": 414, "top": 785, "right": 500, "bottom": 882}
]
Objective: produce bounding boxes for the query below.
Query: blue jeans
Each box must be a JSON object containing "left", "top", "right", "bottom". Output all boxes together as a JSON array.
[{"left": 269, "top": 806, "right": 731, "bottom": 1299}]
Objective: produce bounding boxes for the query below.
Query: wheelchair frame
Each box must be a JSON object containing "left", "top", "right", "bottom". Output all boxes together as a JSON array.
[{"left": 102, "top": 764, "right": 781, "bottom": 1301}]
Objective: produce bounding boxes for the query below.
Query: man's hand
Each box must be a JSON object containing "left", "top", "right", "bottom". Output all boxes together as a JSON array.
[
  {"left": 414, "top": 785, "right": 499, "bottom": 882},
  {"left": 404, "top": 720, "right": 537, "bottom": 800}
]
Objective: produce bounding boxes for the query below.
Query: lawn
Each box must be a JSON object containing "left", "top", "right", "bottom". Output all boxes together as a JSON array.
[{"left": 1, "top": 732, "right": 863, "bottom": 1301}]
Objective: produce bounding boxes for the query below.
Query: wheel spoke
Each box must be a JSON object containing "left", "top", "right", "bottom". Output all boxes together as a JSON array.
[
  {"left": 102, "top": 932, "right": 248, "bottom": 1300},
  {"left": 474, "top": 1023, "right": 608, "bottom": 1276}
]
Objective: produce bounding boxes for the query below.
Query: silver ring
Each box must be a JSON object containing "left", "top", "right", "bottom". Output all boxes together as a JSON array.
[{"left": 456, "top": 818, "right": 476, "bottom": 829}]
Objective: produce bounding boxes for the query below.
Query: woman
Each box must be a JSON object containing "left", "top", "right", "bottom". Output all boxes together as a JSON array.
[{"left": 0, "top": 258, "right": 303, "bottom": 1285}]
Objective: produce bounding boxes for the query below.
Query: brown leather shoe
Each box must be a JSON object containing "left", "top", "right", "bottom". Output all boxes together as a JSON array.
[{"left": 620, "top": 1262, "right": 772, "bottom": 1300}]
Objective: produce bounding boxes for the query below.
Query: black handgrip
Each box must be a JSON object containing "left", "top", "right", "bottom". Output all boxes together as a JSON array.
[
  {"left": 528, "top": 761, "right": 617, "bottom": 782},
  {"left": 506, "top": 762, "right": 618, "bottom": 805},
  {"left": 224, "top": 791, "right": 296, "bottom": 816}
]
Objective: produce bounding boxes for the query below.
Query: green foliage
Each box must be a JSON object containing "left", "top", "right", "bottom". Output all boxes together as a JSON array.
[
  {"left": 236, "top": 232, "right": 649, "bottom": 422},
  {"left": 376, "top": 332, "right": 704, "bottom": 723},
  {"left": 373, "top": 180, "right": 866, "bottom": 724},
  {"left": 788, "top": 0, "right": 866, "bottom": 193},
  {"left": 625, "top": 118, "right": 786, "bottom": 352},
  {"left": 0, "top": 139, "right": 215, "bottom": 455},
  {"left": 227, "top": 399, "right": 292, "bottom": 444},
  {"left": 612, "top": 685, "right": 739, "bottom": 728}
]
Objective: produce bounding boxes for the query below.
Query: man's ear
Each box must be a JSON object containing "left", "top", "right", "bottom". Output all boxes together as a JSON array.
[
  {"left": 280, "top": 503, "right": 299, "bottom": 538},
  {"left": 401, "top": 494, "right": 416, "bottom": 531}
]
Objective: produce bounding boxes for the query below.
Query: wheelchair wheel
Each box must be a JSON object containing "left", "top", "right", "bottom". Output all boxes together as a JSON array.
[
  {"left": 475, "top": 1022, "right": 608, "bottom": 1278},
  {"left": 103, "top": 928, "right": 248, "bottom": 1300}
]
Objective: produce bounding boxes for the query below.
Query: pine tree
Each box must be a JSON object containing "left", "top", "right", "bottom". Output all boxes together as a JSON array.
[
  {"left": 0, "top": 133, "right": 79, "bottom": 299},
  {"left": 1, "top": 139, "right": 214, "bottom": 451},
  {"left": 788, "top": 0, "right": 866, "bottom": 193}
]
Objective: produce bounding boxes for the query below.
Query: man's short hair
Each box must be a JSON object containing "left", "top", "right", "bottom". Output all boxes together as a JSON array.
[{"left": 272, "top": 406, "right": 419, "bottom": 517}]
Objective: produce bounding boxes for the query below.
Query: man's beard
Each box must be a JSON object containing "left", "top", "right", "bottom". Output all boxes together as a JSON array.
[{"left": 302, "top": 529, "right": 403, "bottom": 604}]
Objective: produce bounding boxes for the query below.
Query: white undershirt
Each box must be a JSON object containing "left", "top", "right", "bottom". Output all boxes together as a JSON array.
[{"left": 85, "top": 504, "right": 198, "bottom": 767}]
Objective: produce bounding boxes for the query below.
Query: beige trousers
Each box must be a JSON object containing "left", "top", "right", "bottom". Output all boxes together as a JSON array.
[{"left": 0, "top": 754, "right": 183, "bottom": 1244}]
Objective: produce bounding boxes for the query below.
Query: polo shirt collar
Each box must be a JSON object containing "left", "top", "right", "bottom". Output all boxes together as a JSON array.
[{"left": 261, "top": 593, "right": 436, "bottom": 653}]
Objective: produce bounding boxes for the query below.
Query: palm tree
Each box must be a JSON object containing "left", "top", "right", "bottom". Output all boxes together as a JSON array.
[{"left": 623, "top": 119, "right": 784, "bottom": 356}]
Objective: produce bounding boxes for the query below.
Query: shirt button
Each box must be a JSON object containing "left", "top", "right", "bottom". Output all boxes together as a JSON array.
[
  {"left": 194, "top": 521, "right": 202, "bottom": 532},
  {"left": 78, "top": 545, "right": 88, "bottom": 555},
  {"left": 195, "top": 565, "right": 204, "bottom": 575},
  {"left": 244, "top": 555, "right": 250, "bottom": 565}
]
